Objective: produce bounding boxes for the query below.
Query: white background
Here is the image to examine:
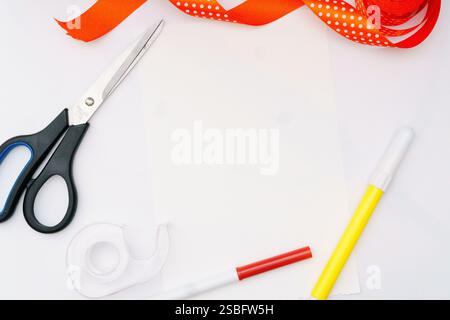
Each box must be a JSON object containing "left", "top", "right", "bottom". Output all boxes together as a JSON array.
[
  {"left": 0, "top": 0, "right": 448, "bottom": 299},
  {"left": 332, "top": 2, "right": 450, "bottom": 299}
]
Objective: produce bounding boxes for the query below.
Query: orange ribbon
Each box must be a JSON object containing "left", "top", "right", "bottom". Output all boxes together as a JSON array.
[{"left": 57, "top": 0, "right": 441, "bottom": 48}]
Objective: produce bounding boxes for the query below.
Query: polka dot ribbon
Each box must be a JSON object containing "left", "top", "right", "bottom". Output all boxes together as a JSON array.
[{"left": 57, "top": 0, "right": 441, "bottom": 48}]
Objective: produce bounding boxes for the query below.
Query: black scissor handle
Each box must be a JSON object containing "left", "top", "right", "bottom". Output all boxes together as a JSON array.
[
  {"left": 0, "top": 109, "right": 69, "bottom": 223},
  {"left": 23, "top": 123, "right": 89, "bottom": 234}
]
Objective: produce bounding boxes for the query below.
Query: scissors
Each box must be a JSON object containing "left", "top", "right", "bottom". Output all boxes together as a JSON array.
[{"left": 0, "top": 20, "right": 164, "bottom": 234}]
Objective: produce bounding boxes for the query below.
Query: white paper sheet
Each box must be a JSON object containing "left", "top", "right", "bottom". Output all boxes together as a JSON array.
[{"left": 139, "top": 8, "right": 360, "bottom": 299}]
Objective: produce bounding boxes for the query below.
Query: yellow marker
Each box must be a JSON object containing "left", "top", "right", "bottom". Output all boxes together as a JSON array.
[{"left": 311, "top": 128, "right": 414, "bottom": 300}]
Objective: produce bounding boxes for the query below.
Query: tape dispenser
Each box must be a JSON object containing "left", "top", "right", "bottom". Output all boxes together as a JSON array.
[{"left": 66, "top": 222, "right": 169, "bottom": 298}]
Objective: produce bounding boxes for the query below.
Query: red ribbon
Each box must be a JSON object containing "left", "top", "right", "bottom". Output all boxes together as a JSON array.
[{"left": 57, "top": 0, "right": 441, "bottom": 48}]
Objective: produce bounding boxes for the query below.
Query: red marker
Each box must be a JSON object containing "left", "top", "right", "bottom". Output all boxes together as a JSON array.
[{"left": 157, "top": 246, "right": 312, "bottom": 300}]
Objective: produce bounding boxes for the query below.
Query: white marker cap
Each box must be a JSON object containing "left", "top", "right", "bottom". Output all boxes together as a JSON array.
[{"left": 369, "top": 127, "right": 414, "bottom": 192}]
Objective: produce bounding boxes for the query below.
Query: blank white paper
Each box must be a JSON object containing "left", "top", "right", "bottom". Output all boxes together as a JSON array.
[{"left": 138, "top": 6, "right": 360, "bottom": 299}]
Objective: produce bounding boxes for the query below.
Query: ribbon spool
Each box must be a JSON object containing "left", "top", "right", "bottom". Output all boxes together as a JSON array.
[
  {"left": 57, "top": 0, "right": 441, "bottom": 48},
  {"left": 367, "top": 0, "right": 426, "bottom": 18}
]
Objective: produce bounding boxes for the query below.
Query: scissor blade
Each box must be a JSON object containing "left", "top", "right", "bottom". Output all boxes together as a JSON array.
[
  {"left": 102, "top": 20, "right": 165, "bottom": 100},
  {"left": 69, "top": 20, "right": 164, "bottom": 125}
]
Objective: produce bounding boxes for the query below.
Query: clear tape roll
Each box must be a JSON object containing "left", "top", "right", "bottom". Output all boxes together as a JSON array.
[{"left": 66, "top": 222, "right": 169, "bottom": 298}]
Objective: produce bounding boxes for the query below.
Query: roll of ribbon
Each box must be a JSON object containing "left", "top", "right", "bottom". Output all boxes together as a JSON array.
[
  {"left": 368, "top": 0, "right": 426, "bottom": 18},
  {"left": 57, "top": 0, "right": 441, "bottom": 48}
]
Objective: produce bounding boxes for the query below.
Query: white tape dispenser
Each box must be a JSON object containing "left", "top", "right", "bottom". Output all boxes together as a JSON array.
[{"left": 66, "top": 223, "right": 169, "bottom": 298}]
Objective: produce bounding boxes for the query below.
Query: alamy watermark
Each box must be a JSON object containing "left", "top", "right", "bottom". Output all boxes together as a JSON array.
[
  {"left": 366, "top": 265, "right": 382, "bottom": 290},
  {"left": 366, "top": 5, "right": 382, "bottom": 30},
  {"left": 171, "top": 121, "right": 280, "bottom": 175},
  {"left": 65, "top": 5, "right": 82, "bottom": 30},
  {"left": 66, "top": 265, "right": 81, "bottom": 291}
]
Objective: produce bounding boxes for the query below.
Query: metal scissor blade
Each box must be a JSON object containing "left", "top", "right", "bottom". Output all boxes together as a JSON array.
[
  {"left": 69, "top": 20, "right": 164, "bottom": 125},
  {"left": 102, "top": 20, "right": 165, "bottom": 100}
]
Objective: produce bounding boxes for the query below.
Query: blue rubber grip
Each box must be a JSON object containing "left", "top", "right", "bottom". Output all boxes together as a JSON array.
[
  {"left": 0, "top": 142, "right": 34, "bottom": 214},
  {"left": 0, "top": 109, "right": 69, "bottom": 223}
]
